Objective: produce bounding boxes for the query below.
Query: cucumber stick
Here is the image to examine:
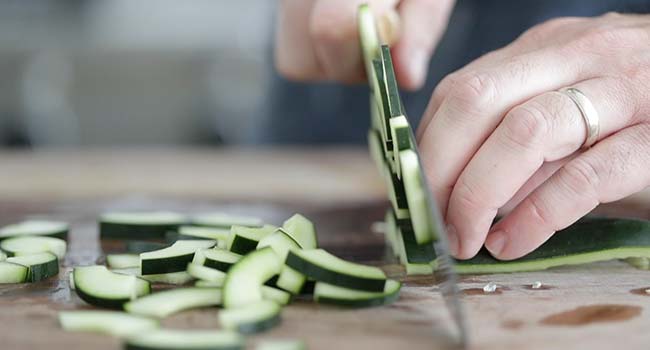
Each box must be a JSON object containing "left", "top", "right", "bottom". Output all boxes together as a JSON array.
[
  {"left": 74, "top": 265, "right": 151, "bottom": 309},
  {"left": 314, "top": 279, "right": 401, "bottom": 307},
  {"left": 7, "top": 252, "right": 59, "bottom": 282},
  {"left": 141, "top": 240, "right": 216, "bottom": 275},
  {"left": 286, "top": 249, "right": 386, "bottom": 292},
  {"left": 357, "top": 3, "right": 379, "bottom": 82},
  {"left": 1, "top": 236, "right": 67, "bottom": 259},
  {"left": 191, "top": 213, "right": 263, "bottom": 228},
  {"left": 282, "top": 214, "right": 317, "bottom": 249},
  {"left": 100, "top": 211, "right": 186, "bottom": 240},
  {"left": 125, "top": 330, "right": 244, "bottom": 350},
  {"left": 276, "top": 266, "right": 306, "bottom": 295},
  {"left": 112, "top": 268, "right": 194, "bottom": 285},
  {"left": 0, "top": 220, "right": 69, "bottom": 240},
  {"left": 261, "top": 286, "right": 291, "bottom": 305},
  {"left": 107, "top": 254, "right": 141, "bottom": 269},
  {"left": 257, "top": 229, "right": 301, "bottom": 261},
  {"left": 219, "top": 300, "right": 281, "bottom": 334},
  {"left": 125, "top": 287, "right": 221, "bottom": 318},
  {"left": 223, "top": 247, "right": 282, "bottom": 308},
  {"left": 187, "top": 262, "right": 226, "bottom": 285},
  {"left": 58, "top": 311, "right": 159, "bottom": 337},
  {"left": 176, "top": 226, "right": 231, "bottom": 242},
  {"left": 0, "top": 261, "right": 29, "bottom": 283},
  {"left": 193, "top": 248, "right": 242, "bottom": 272},
  {"left": 228, "top": 225, "right": 276, "bottom": 255}
]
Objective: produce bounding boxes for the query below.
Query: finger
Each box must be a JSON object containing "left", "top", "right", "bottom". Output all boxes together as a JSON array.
[
  {"left": 418, "top": 48, "right": 598, "bottom": 223},
  {"left": 486, "top": 122, "right": 650, "bottom": 260},
  {"left": 391, "top": 0, "right": 455, "bottom": 90},
  {"left": 311, "top": 0, "right": 398, "bottom": 83},
  {"left": 275, "top": 0, "right": 321, "bottom": 80},
  {"left": 445, "top": 76, "right": 638, "bottom": 258}
]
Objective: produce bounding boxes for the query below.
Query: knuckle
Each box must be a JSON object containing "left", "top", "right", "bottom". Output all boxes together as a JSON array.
[
  {"left": 446, "top": 72, "right": 498, "bottom": 115},
  {"left": 524, "top": 194, "right": 560, "bottom": 231},
  {"left": 453, "top": 176, "right": 492, "bottom": 211},
  {"left": 558, "top": 158, "right": 601, "bottom": 197},
  {"left": 501, "top": 103, "right": 549, "bottom": 150}
]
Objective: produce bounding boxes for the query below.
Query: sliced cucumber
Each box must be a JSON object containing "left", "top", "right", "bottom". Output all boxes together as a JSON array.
[
  {"left": 286, "top": 249, "right": 386, "bottom": 292},
  {"left": 261, "top": 286, "right": 291, "bottom": 305},
  {"left": 0, "top": 261, "right": 29, "bottom": 283},
  {"left": 112, "top": 267, "right": 194, "bottom": 285},
  {"left": 314, "top": 279, "right": 401, "bottom": 307},
  {"left": 124, "top": 287, "right": 222, "bottom": 318},
  {"left": 191, "top": 212, "right": 263, "bottom": 228},
  {"left": 276, "top": 266, "right": 306, "bottom": 295},
  {"left": 187, "top": 262, "right": 226, "bottom": 285},
  {"left": 256, "top": 340, "right": 306, "bottom": 350},
  {"left": 141, "top": 240, "right": 216, "bottom": 275},
  {"left": 176, "top": 226, "right": 231, "bottom": 243},
  {"left": 227, "top": 225, "right": 276, "bottom": 255},
  {"left": 223, "top": 247, "right": 282, "bottom": 308},
  {"left": 195, "top": 280, "right": 223, "bottom": 288},
  {"left": 399, "top": 150, "right": 434, "bottom": 244},
  {"left": 0, "top": 250, "right": 5, "bottom": 261},
  {"left": 1, "top": 236, "right": 67, "bottom": 259},
  {"left": 0, "top": 220, "right": 69, "bottom": 240},
  {"left": 125, "top": 330, "right": 244, "bottom": 350},
  {"left": 357, "top": 3, "right": 380, "bottom": 83},
  {"left": 107, "top": 254, "right": 141, "bottom": 269},
  {"left": 389, "top": 116, "right": 412, "bottom": 178},
  {"left": 73, "top": 265, "right": 151, "bottom": 309},
  {"left": 257, "top": 228, "right": 301, "bottom": 262},
  {"left": 7, "top": 252, "right": 59, "bottom": 282},
  {"left": 282, "top": 214, "right": 317, "bottom": 249},
  {"left": 193, "top": 248, "right": 242, "bottom": 272},
  {"left": 58, "top": 311, "right": 159, "bottom": 337},
  {"left": 399, "top": 225, "right": 435, "bottom": 264},
  {"left": 219, "top": 300, "right": 281, "bottom": 334},
  {"left": 100, "top": 211, "right": 186, "bottom": 240},
  {"left": 380, "top": 45, "right": 403, "bottom": 118},
  {"left": 126, "top": 241, "right": 170, "bottom": 254}
]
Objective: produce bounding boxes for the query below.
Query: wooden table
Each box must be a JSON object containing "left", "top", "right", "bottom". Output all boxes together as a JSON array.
[{"left": 1, "top": 148, "right": 649, "bottom": 350}]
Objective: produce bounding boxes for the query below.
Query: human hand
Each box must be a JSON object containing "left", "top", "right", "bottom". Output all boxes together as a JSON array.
[
  {"left": 274, "top": 0, "right": 455, "bottom": 90},
  {"left": 417, "top": 13, "right": 650, "bottom": 260}
]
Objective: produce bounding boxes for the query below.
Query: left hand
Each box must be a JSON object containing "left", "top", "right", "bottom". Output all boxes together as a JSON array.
[{"left": 416, "top": 13, "right": 650, "bottom": 260}]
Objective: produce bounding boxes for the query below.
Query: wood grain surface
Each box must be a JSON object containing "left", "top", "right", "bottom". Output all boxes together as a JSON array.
[{"left": 0, "top": 148, "right": 649, "bottom": 350}]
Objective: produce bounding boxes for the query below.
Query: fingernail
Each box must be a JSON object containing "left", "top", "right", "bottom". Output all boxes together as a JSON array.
[
  {"left": 446, "top": 224, "right": 459, "bottom": 256},
  {"left": 408, "top": 50, "right": 428, "bottom": 89},
  {"left": 486, "top": 231, "right": 507, "bottom": 257}
]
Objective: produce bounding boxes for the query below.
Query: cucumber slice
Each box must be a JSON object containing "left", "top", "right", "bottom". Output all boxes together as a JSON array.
[
  {"left": 227, "top": 225, "right": 276, "bottom": 255},
  {"left": 223, "top": 247, "right": 282, "bottom": 308},
  {"left": 191, "top": 212, "right": 263, "bottom": 228},
  {"left": 357, "top": 3, "right": 380, "bottom": 83},
  {"left": 176, "top": 226, "right": 231, "bottom": 242},
  {"left": 107, "top": 254, "right": 141, "bottom": 269},
  {"left": 389, "top": 116, "right": 412, "bottom": 178},
  {"left": 1, "top": 236, "right": 67, "bottom": 259},
  {"left": 58, "top": 311, "right": 159, "bottom": 337},
  {"left": 276, "top": 266, "right": 306, "bottom": 295},
  {"left": 380, "top": 45, "right": 403, "bottom": 118},
  {"left": 261, "top": 286, "right": 291, "bottom": 305},
  {"left": 126, "top": 241, "right": 170, "bottom": 254},
  {"left": 195, "top": 280, "right": 223, "bottom": 288},
  {"left": 125, "top": 330, "right": 244, "bottom": 350},
  {"left": 286, "top": 249, "right": 386, "bottom": 292},
  {"left": 112, "top": 268, "right": 194, "bottom": 285},
  {"left": 383, "top": 162, "right": 409, "bottom": 217},
  {"left": 282, "top": 214, "right": 317, "bottom": 249},
  {"left": 187, "top": 262, "right": 226, "bottom": 285},
  {"left": 0, "top": 261, "right": 29, "bottom": 283},
  {"left": 257, "top": 228, "right": 302, "bottom": 262},
  {"left": 314, "top": 279, "right": 401, "bottom": 307},
  {"left": 219, "top": 300, "right": 281, "bottom": 334},
  {"left": 74, "top": 265, "right": 151, "bottom": 309},
  {"left": 124, "top": 287, "right": 222, "bottom": 318},
  {"left": 141, "top": 240, "right": 216, "bottom": 275},
  {"left": 193, "top": 249, "right": 242, "bottom": 272},
  {"left": 0, "top": 220, "right": 69, "bottom": 240},
  {"left": 368, "top": 129, "right": 386, "bottom": 175},
  {"left": 399, "top": 150, "right": 435, "bottom": 244},
  {"left": 7, "top": 252, "right": 59, "bottom": 282},
  {"left": 399, "top": 225, "right": 435, "bottom": 264},
  {"left": 256, "top": 340, "right": 306, "bottom": 350},
  {"left": 405, "top": 262, "right": 434, "bottom": 275},
  {"left": 100, "top": 211, "right": 186, "bottom": 240}
]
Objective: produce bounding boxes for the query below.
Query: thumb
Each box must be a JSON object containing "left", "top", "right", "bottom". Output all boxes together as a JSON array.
[{"left": 393, "top": 0, "right": 455, "bottom": 91}]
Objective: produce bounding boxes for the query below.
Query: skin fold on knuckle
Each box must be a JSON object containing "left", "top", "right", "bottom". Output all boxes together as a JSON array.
[
  {"left": 556, "top": 157, "right": 602, "bottom": 205},
  {"left": 441, "top": 72, "right": 498, "bottom": 124},
  {"left": 500, "top": 103, "right": 549, "bottom": 154}
]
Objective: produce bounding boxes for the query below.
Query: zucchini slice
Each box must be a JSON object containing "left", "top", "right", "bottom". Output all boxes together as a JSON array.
[
  {"left": 7, "top": 252, "right": 59, "bottom": 282},
  {"left": 125, "top": 330, "right": 244, "bottom": 350},
  {"left": 0, "top": 220, "right": 69, "bottom": 241},
  {"left": 191, "top": 212, "right": 263, "bottom": 228},
  {"left": 73, "top": 265, "right": 151, "bottom": 309},
  {"left": 256, "top": 340, "right": 306, "bottom": 350},
  {"left": 357, "top": 3, "right": 380, "bottom": 83},
  {"left": 100, "top": 211, "right": 186, "bottom": 240},
  {"left": 193, "top": 248, "right": 242, "bottom": 272},
  {"left": 282, "top": 214, "right": 317, "bottom": 249},
  {"left": 0, "top": 261, "right": 29, "bottom": 283},
  {"left": 187, "top": 262, "right": 226, "bottom": 285},
  {"left": 227, "top": 225, "right": 276, "bottom": 255},
  {"left": 112, "top": 268, "right": 194, "bottom": 285},
  {"left": 219, "top": 300, "right": 281, "bottom": 334},
  {"left": 58, "top": 311, "right": 159, "bottom": 337},
  {"left": 257, "top": 228, "right": 302, "bottom": 262},
  {"left": 140, "top": 240, "right": 216, "bottom": 275},
  {"left": 286, "top": 249, "right": 386, "bottom": 292},
  {"left": 455, "top": 218, "right": 650, "bottom": 274},
  {"left": 107, "top": 254, "right": 141, "bottom": 269},
  {"left": 223, "top": 247, "right": 282, "bottom": 308},
  {"left": 314, "top": 279, "right": 401, "bottom": 307},
  {"left": 124, "top": 287, "right": 222, "bottom": 318},
  {"left": 261, "top": 286, "right": 291, "bottom": 305},
  {"left": 1, "top": 236, "right": 67, "bottom": 259},
  {"left": 399, "top": 150, "right": 435, "bottom": 245},
  {"left": 276, "top": 266, "right": 306, "bottom": 295}
]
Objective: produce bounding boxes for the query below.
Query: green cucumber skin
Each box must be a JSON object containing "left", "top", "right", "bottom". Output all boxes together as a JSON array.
[
  {"left": 100, "top": 222, "right": 180, "bottom": 240},
  {"left": 380, "top": 45, "right": 403, "bottom": 118},
  {"left": 141, "top": 253, "right": 195, "bottom": 275},
  {"left": 457, "top": 218, "right": 650, "bottom": 272},
  {"left": 0, "top": 229, "right": 68, "bottom": 241},
  {"left": 126, "top": 241, "right": 170, "bottom": 254},
  {"left": 26, "top": 257, "right": 59, "bottom": 282},
  {"left": 285, "top": 251, "right": 386, "bottom": 292},
  {"left": 387, "top": 172, "right": 409, "bottom": 209},
  {"left": 299, "top": 280, "right": 316, "bottom": 295},
  {"left": 234, "top": 313, "right": 281, "bottom": 335},
  {"left": 400, "top": 225, "right": 435, "bottom": 264},
  {"left": 229, "top": 236, "right": 258, "bottom": 255},
  {"left": 204, "top": 259, "right": 234, "bottom": 272},
  {"left": 74, "top": 286, "right": 133, "bottom": 310},
  {"left": 125, "top": 344, "right": 242, "bottom": 350},
  {"left": 315, "top": 291, "right": 399, "bottom": 308}
]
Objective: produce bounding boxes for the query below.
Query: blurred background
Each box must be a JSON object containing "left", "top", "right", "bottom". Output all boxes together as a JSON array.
[{"left": 2, "top": 0, "right": 649, "bottom": 148}]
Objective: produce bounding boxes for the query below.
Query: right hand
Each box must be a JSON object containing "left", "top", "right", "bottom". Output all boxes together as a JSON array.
[{"left": 274, "top": 0, "right": 456, "bottom": 91}]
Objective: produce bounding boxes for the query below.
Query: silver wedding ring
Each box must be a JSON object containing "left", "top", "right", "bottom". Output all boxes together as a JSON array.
[{"left": 559, "top": 87, "right": 600, "bottom": 149}]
